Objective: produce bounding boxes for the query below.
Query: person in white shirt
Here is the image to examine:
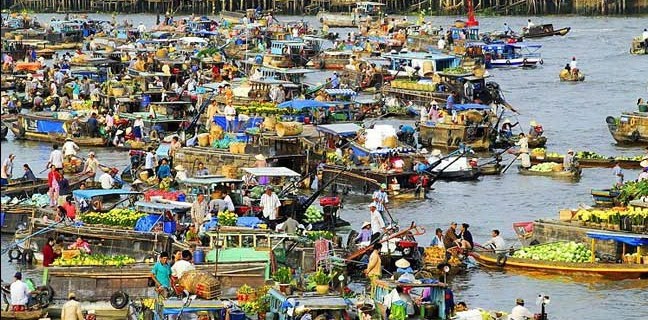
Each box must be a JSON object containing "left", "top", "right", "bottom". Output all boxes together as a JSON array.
[
  {"left": 526, "top": 19, "right": 534, "bottom": 29},
  {"left": 429, "top": 228, "right": 445, "bottom": 248},
  {"left": 171, "top": 250, "right": 196, "bottom": 279},
  {"left": 510, "top": 298, "right": 534, "bottom": 320},
  {"left": 224, "top": 104, "right": 236, "bottom": 133},
  {"left": 642, "top": 28, "right": 648, "bottom": 41},
  {"left": 82, "top": 152, "right": 99, "bottom": 184},
  {"left": 47, "top": 144, "right": 64, "bottom": 170},
  {"left": 10, "top": 272, "right": 31, "bottom": 311},
  {"left": 99, "top": 168, "right": 117, "bottom": 189},
  {"left": 259, "top": 187, "right": 281, "bottom": 222},
  {"left": 483, "top": 229, "right": 506, "bottom": 253},
  {"left": 1, "top": 153, "right": 15, "bottom": 186},
  {"left": 62, "top": 137, "right": 80, "bottom": 161},
  {"left": 222, "top": 193, "right": 235, "bottom": 212},
  {"left": 144, "top": 147, "right": 157, "bottom": 177},
  {"left": 368, "top": 202, "right": 385, "bottom": 234},
  {"left": 174, "top": 165, "right": 187, "bottom": 181},
  {"left": 639, "top": 160, "right": 648, "bottom": 181},
  {"left": 137, "top": 22, "right": 146, "bottom": 34},
  {"left": 437, "top": 37, "right": 446, "bottom": 50}
]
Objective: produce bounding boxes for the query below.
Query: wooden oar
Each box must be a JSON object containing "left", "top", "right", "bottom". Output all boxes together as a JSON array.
[{"left": 501, "top": 154, "right": 519, "bottom": 174}]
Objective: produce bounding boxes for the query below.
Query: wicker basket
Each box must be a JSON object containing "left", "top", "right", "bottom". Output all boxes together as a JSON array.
[{"left": 62, "top": 249, "right": 80, "bottom": 260}]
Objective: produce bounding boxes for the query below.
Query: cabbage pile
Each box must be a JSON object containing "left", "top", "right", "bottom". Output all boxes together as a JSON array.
[
  {"left": 513, "top": 241, "right": 592, "bottom": 263},
  {"left": 303, "top": 205, "right": 324, "bottom": 223},
  {"left": 529, "top": 162, "right": 559, "bottom": 172}
]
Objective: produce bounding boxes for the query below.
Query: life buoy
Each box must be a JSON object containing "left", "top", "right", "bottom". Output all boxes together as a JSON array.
[
  {"left": 110, "top": 291, "right": 129, "bottom": 309},
  {"left": 505, "top": 60, "right": 511, "bottom": 65},
  {"left": 8, "top": 249, "right": 22, "bottom": 261}
]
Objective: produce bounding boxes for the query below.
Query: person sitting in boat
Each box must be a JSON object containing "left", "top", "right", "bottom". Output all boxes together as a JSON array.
[
  {"left": 99, "top": 167, "right": 119, "bottom": 189},
  {"left": 526, "top": 19, "right": 535, "bottom": 29},
  {"left": 428, "top": 101, "right": 441, "bottom": 122},
  {"left": 171, "top": 250, "right": 196, "bottom": 280},
  {"left": 500, "top": 118, "right": 519, "bottom": 139},
  {"left": 68, "top": 236, "right": 91, "bottom": 254},
  {"left": 21, "top": 164, "right": 36, "bottom": 182},
  {"left": 503, "top": 22, "right": 514, "bottom": 35},
  {"left": 510, "top": 298, "right": 534, "bottom": 320},
  {"left": 454, "top": 223, "right": 474, "bottom": 251},
  {"left": 528, "top": 120, "right": 544, "bottom": 138},
  {"left": 10, "top": 272, "right": 34, "bottom": 312},
  {"left": 355, "top": 221, "right": 373, "bottom": 245},
  {"left": 569, "top": 56, "right": 578, "bottom": 76},
  {"left": 563, "top": 149, "right": 576, "bottom": 172},
  {"left": 638, "top": 162, "right": 648, "bottom": 181}
]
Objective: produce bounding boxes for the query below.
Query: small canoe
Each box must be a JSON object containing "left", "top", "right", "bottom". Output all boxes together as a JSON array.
[
  {"left": 530, "top": 156, "right": 641, "bottom": 169},
  {"left": 0, "top": 309, "right": 46, "bottom": 320},
  {"left": 0, "top": 172, "right": 94, "bottom": 198},
  {"left": 559, "top": 69, "right": 585, "bottom": 81},
  {"left": 591, "top": 189, "right": 620, "bottom": 207},
  {"left": 523, "top": 24, "right": 571, "bottom": 39},
  {"left": 517, "top": 165, "right": 581, "bottom": 179},
  {"left": 470, "top": 251, "right": 648, "bottom": 281},
  {"left": 479, "top": 163, "right": 503, "bottom": 175}
]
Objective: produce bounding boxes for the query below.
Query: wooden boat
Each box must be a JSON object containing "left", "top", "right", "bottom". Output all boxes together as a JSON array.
[
  {"left": 308, "top": 50, "right": 355, "bottom": 70},
  {"left": 523, "top": 24, "right": 570, "bottom": 39},
  {"left": 630, "top": 37, "right": 648, "bottom": 55},
  {"left": 517, "top": 165, "right": 581, "bottom": 179},
  {"left": 0, "top": 173, "right": 93, "bottom": 198},
  {"left": 559, "top": 69, "right": 585, "bottom": 81},
  {"left": 0, "top": 205, "right": 35, "bottom": 234},
  {"left": 3, "top": 113, "right": 108, "bottom": 147},
  {"left": 419, "top": 120, "right": 492, "bottom": 152},
  {"left": 606, "top": 112, "right": 648, "bottom": 145},
  {"left": 530, "top": 155, "right": 641, "bottom": 169},
  {"left": 479, "top": 163, "right": 503, "bottom": 175},
  {"left": 493, "top": 135, "right": 547, "bottom": 149},
  {"left": 591, "top": 189, "right": 620, "bottom": 207},
  {"left": 1, "top": 123, "right": 7, "bottom": 139},
  {"left": 0, "top": 309, "right": 46, "bottom": 320},
  {"left": 35, "top": 48, "right": 55, "bottom": 59}
]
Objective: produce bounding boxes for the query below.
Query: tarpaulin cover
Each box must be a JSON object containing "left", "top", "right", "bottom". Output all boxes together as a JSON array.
[
  {"left": 36, "top": 120, "right": 65, "bottom": 133},
  {"left": 453, "top": 103, "right": 491, "bottom": 111},
  {"left": 587, "top": 231, "right": 648, "bottom": 246},
  {"left": 236, "top": 216, "right": 261, "bottom": 228},
  {"left": 134, "top": 214, "right": 163, "bottom": 232},
  {"left": 72, "top": 189, "right": 140, "bottom": 199},
  {"left": 278, "top": 99, "right": 332, "bottom": 110}
]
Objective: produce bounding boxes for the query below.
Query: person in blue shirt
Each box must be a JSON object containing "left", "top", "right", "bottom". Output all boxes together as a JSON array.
[
  {"left": 330, "top": 72, "right": 340, "bottom": 89},
  {"left": 445, "top": 91, "right": 457, "bottom": 111},
  {"left": 150, "top": 252, "right": 172, "bottom": 294},
  {"left": 157, "top": 158, "right": 171, "bottom": 180},
  {"left": 22, "top": 164, "right": 36, "bottom": 181}
]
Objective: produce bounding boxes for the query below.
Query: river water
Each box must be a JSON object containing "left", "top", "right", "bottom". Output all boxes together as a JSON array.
[{"left": 1, "top": 14, "right": 647, "bottom": 319}]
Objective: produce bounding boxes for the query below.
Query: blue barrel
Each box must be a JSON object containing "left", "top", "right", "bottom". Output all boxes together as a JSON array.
[
  {"left": 193, "top": 249, "right": 204, "bottom": 265},
  {"left": 141, "top": 94, "right": 151, "bottom": 108},
  {"left": 177, "top": 193, "right": 186, "bottom": 202},
  {"left": 229, "top": 311, "right": 245, "bottom": 320},
  {"left": 255, "top": 55, "right": 263, "bottom": 65},
  {"left": 0, "top": 212, "right": 5, "bottom": 227}
]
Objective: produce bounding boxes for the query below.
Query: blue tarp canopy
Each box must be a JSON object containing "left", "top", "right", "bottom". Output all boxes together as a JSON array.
[
  {"left": 316, "top": 123, "right": 362, "bottom": 137},
  {"left": 587, "top": 231, "right": 648, "bottom": 247},
  {"left": 453, "top": 103, "right": 491, "bottom": 111},
  {"left": 277, "top": 99, "right": 332, "bottom": 110},
  {"left": 72, "top": 189, "right": 140, "bottom": 199},
  {"left": 36, "top": 120, "right": 65, "bottom": 134}
]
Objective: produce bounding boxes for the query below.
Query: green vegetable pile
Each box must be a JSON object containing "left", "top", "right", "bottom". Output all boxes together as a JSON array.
[
  {"left": 529, "top": 162, "right": 559, "bottom": 172},
  {"left": 80, "top": 208, "right": 147, "bottom": 228},
  {"left": 442, "top": 66, "right": 473, "bottom": 75},
  {"left": 513, "top": 241, "right": 592, "bottom": 263},
  {"left": 218, "top": 211, "right": 238, "bottom": 226},
  {"left": 304, "top": 205, "right": 324, "bottom": 224},
  {"left": 248, "top": 186, "right": 281, "bottom": 199},
  {"left": 615, "top": 180, "right": 648, "bottom": 205},
  {"left": 305, "top": 230, "right": 334, "bottom": 241}
]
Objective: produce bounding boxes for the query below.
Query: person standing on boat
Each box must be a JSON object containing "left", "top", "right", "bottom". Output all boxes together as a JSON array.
[
  {"left": 503, "top": 23, "right": 513, "bottom": 35},
  {"left": 364, "top": 242, "right": 382, "bottom": 279},
  {"left": 516, "top": 133, "right": 531, "bottom": 168},
  {"left": 195, "top": 162, "right": 209, "bottom": 177},
  {"left": 143, "top": 147, "right": 157, "bottom": 178},
  {"left": 157, "top": 159, "right": 172, "bottom": 181},
  {"left": 68, "top": 237, "right": 91, "bottom": 254},
  {"left": 1, "top": 153, "right": 15, "bottom": 186},
  {"left": 171, "top": 250, "right": 195, "bottom": 280},
  {"left": 82, "top": 152, "right": 99, "bottom": 185},
  {"left": 224, "top": 103, "right": 237, "bottom": 133},
  {"left": 150, "top": 252, "right": 172, "bottom": 296},
  {"left": 62, "top": 137, "right": 80, "bottom": 162},
  {"left": 260, "top": 186, "right": 281, "bottom": 228},
  {"left": 526, "top": 19, "right": 534, "bottom": 29},
  {"left": 42, "top": 237, "right": 59, "bottom": 267},
  {"left": 61, "top": 292, "right": 84, "bottom": 320},
  {"left": 563, "top": 149, "right": 576, "bottom": 172},
  {"left": 569, "top": 57, "right": 578, "bottom": 76},
  {"left": 132, "top": 114, "right": 144, "bottom": 140},
  {"left": 368, "top": 202, "right": 386, "bottom": 235},
  {"left": 47, "top": 165, "right": 62, "bottom": 207},
  {"left": 612, "top": 161, "right": 624, "bottom": 187},
  {"left": 372, "top": 184, "right": 389, "bottom": 220},
  {"left": 500, "top": 118, "right": 519, "bottom": 139},
  {"left": 510, "top": 298, "right": 534, "bottom": 320},
  {"left": 190, "top": 193, "right": 209, "bottom": 230}
]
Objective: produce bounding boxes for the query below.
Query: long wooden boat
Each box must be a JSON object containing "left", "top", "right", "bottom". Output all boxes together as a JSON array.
[
  {"left": 470, "top": 251, "right": 648, "bottom": 280},
  {"left": 606, "top": 112, "right": 648, "bottom": 145},
  {"left": 3, "top": 113, "right": 108, "bottom": 146},
  {"left": 0, "top": 309, "right": 46, "bottom": 320},
  {"left": 493, "top": 135, "right": 547, "bottom": 149},
  {"left": 523, "top": 24, "right": 571, "bottom": 38},
  {"left": 1, "top": 205, "right": 36, "bottom": 234},
  {"left": 517, "top": 165, "right": 581, "bottom": 179},
  {"left": 530, "top": 155, "right": 641, "bottom": 169},
  {"left": 591, "top": 189, "right": 620, "bottom": 207},
  {"left": 0, "top": 173, "right": 93, "bottom": 198}
]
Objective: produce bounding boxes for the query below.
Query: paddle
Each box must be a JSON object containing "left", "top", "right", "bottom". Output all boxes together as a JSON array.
[{"left": 500, "top": 155, "right": 519, "bottom": 174}]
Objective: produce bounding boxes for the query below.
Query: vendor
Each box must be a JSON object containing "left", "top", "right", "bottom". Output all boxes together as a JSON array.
[
  {"left": 563, "top": 149, "right": 576, "bottom": 172},
  {"left": 260, "top": 186, "right": 281, "bottom": 226},
  {"left": 355, "top": 221, "right": 372, "bottom": 244},
  {"left": 528, "top": 120, "right": 543, "bottom": 137},
  {"left": 68, "top": 236, "right": 91, "bottom": 254},
  {"left": 500, "top": 118, "right": 518, "bottom": 138}
]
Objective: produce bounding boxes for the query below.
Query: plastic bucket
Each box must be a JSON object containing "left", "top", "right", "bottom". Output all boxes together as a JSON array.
[
  {"left": 639, "top": 104, "right": 648, "bottom": 112},
  {"left": 229, "top": 311, "right": 245, "bottom": 320},
  {"left": 193, "top": 249, "right": 204, "bottom": 265},
  {"left": 177, "top": 193, "right": 186, "bottom": 202}
]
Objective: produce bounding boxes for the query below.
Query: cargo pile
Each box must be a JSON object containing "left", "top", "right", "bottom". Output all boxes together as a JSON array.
[
  {"left": 80, "top": 208, "right": 148, "bottom": 228},
  {"left": 529, "top": 162, "right": 560, "bottom": 172},
  {"left": 51, "top": 253, "right": 136, "bottom": 267},
  {"left": 512, "top": 242, "right": 592, "bottom": 263},
  {"left": 615, "top": 180, "right": 648, "bottom": 204},
  {"left": 303, "top": 205, "right": 324, "bottom": 224},
  {"left": 218, "top": 211, "right": 238, "bottom": 226},
  {"left": 424, "top": 246, "right": 461, "bottom": 266},
  {"left": 305, "top": 230, "right": 334, "bottom": 240}
]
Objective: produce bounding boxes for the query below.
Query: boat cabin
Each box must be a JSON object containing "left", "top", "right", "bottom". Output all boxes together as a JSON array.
[
  {"left": 381, "top": 51, "right": 461, "bottom": 78},
  {"left": 270, "top": 40, "right": 305, "bottom": 56},
  {"left": 482, "top": 42, "right": 542, "bottom": 68},
  {"left": 72, "top": 189, "right": 141, "bottom": 213},
  {"left": 419, "top": 103, "right": 492, "bottom": 151},
  {"left": 267, "top": 288, "right": 353, "bottom": 320},
  {"left": 371, "top": 279, "right": 448, "bottom": 319},
  {"left": 179, "top": 176, "right": 243, "bottom": 203}
]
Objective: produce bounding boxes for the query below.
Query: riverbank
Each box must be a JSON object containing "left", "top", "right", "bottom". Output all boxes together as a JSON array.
[{"left": 2, "top": 0, "right": 648, "bottom": 16}]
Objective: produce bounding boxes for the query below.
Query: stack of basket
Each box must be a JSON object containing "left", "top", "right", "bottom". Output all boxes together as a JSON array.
[
  {"left": 220, "top": 165, "right": 238, "bottom": 179},
  {"left": 178, "top": 271, "right": 221, "bottom": 299}
]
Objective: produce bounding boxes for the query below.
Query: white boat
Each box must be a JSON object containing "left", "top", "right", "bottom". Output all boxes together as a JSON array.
[{"left": 317, "top": 2, "right": 385, "bottom": 27}]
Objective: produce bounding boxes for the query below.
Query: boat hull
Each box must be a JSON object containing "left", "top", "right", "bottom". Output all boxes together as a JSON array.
[
  {"left": 6, "top": 123, "right": 107, "bottom": 146},
  {"left": 559, "top": 70, "right": 585, "bottom": 81},
  {"left": 0, "top": 309, "right": 45, "bottom": 320},
  {"left": 0, "top": 124, "right": 7, "bottom": 139},
  {"left": 524, "top": 27, "right": 571, "bottom": 39},
  {"left": 471, "top": 251, "right": 648, "bottom": 280},
  {"left": 489, "top": 57, "right": 540, "bottom": 68},
  {"left": 517, "top": 166, "right": 581, "bottom": 179},
  {"left": 606, "top": 113, "right": 648, "bottom": 145},
  {"left": 1, "top": 173, "right": 92, "bottom": 198},
  {"left": 530, "top": 156, "right": 640, "bottom": 169}
]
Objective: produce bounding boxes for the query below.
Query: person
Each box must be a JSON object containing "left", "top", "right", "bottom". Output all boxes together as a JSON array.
[
  {"left": 569, "top": 56, "right": 577, "bottom": 70},
  {"left": 195, "top": 162, "right": 209, "bottom": 176},
  {"left": 483, "top": 229, "right": 507, "bottom": 264},
  {"left": 222, "top": 192, "right": 235, "bottom": 212},
  {"left": 22, "top": 164, "right": 36, "bottom": 181},
  {"left": 528, "top": 120, "right": 543, "bottom": 138},
  {"left": 368, "top": 202, "right": 386, "bottom": 235},
  {"left": 639, "top": 160, "right": 648, "bottom": 181},
  {"left": 185, "top": 225, "right": 202, "bottom": 244},
  {"left": 62, "top": 137, "right": 80, "bottom": 161},
  {"left": 157, "top": 158, "right": 171, "bottom": 180},
  {"left": 563, "top": 149, "right": 575, "bottom": 172},
  {"left": 443, "top": 222, "right": 459, "bottom": 248},
  {"left": 10, "top": 272, "right": 31, "bottom": 311},
  {"left": 171, "top": 249, "right": 195, "bottom": 279},
  {"left": 372, "top": 184, "right": 389, "bottom": 218},
  {"left": 260, "top": 186, "right": 281, "bottom": 223},
  {"left": 643, "top": 28, "right": 648, "bottom": 41},
  {"left": 144, "top": 147, "right": 157, "bottom": 178},
  {"left": 99, "top": 167, "right": 118, "bottom": 189},
  {"left": 355, "top": 221, "right": 373, "bottom": 244},
  {"left": 47, "top": 144, "right": 64, "bottom": 170},
  {"left": 68, "top": 236, "right": 91, "bottom": 254},
  {"left": 510, "top": 298, "right": 534, "bottom": 320},
  {"left": 82, "top": 152, "right": 99, "bottom": 185},
  {"left": 47, "top": 165, "right": 62, "bottom": 207},
  {"left": 330, "top": 72, "right": 340, "bottom": 89},
  {"left": 430, "top": 228, "right": 445, "bottom": 248},
  {"left": 278, "top": 215, "right": 299, "bottom": 234},
  {"left": 254, "top": 154, "right": 269, "bottom": 185},
  {"left": 169, "top": 136, "right": 182, "bottom": 164},
  {"left": 190, "top": 193, "right": 209, "bottom": 229},
  {"left": 242, "top": 171, "right": 258, "bottom": 188},
  {"left": 42, "top": 237, "right": 58, "bottom": 267},
  {"left": 419, "top": 102, "right": 429, "bottom": 122},
  {"left": 445, "top": 91, "right": 457, "bottom": 111},
  {"left": 612, "top": 161, "right": 624, "bottom": 187},
  {"left": 70, "top": 117, "right": 82, "bottom": 137},
  {"left": 454, "top": 223, "right": 473, "bottom": 250},
  {"left": 53, "top": 238, "right": 64, "bottom": 257},
  {"left": 1, "top": 153, "right": 15, "bottom": 186},
  {"left": 501, "top": 119, "right": 519, "bottom": 138},
  {"left": 60, "top": 292, "right": 84, "bottom": 320},
  {"left": 269, "top": 85, "right": 285, "bottom": 104},
  {"left": 526, "top": 19, "right": 534, "bottom": 29},
  {"left": 364, "top": 243, "right": 382, "bottom": 279},
  {"left": 87, "top": 113, "right": 100, "bottom": 138},
  {"left": 224, "top": 103, "right": 237, "bottom": 133},
  {"left": 150, "top": 252, "right": 172, "bottom": 294},
  {"left": 516, "top": 133, "right": 531, "bottom": 168},
  {"left": 503, "top": 22, "right": 513, "bottom": 35},
  {"left": 62, "top": 195, "right": 77, "bottom": 220}
]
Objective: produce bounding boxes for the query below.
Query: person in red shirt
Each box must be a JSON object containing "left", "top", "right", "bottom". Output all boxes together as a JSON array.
[
  {"left": 62, "top": 196, "right": 77, "bottom": 220},
  {"left": 47, "top": 165, "right": 63, "bottom": 207},
  {"left": 42, "top": 237, "right": 59, "bottom": 267}
]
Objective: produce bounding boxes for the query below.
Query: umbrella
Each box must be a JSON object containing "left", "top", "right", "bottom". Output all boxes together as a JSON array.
[{"left": 277, "top": 99, "right": 331, "bottom": 110}]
